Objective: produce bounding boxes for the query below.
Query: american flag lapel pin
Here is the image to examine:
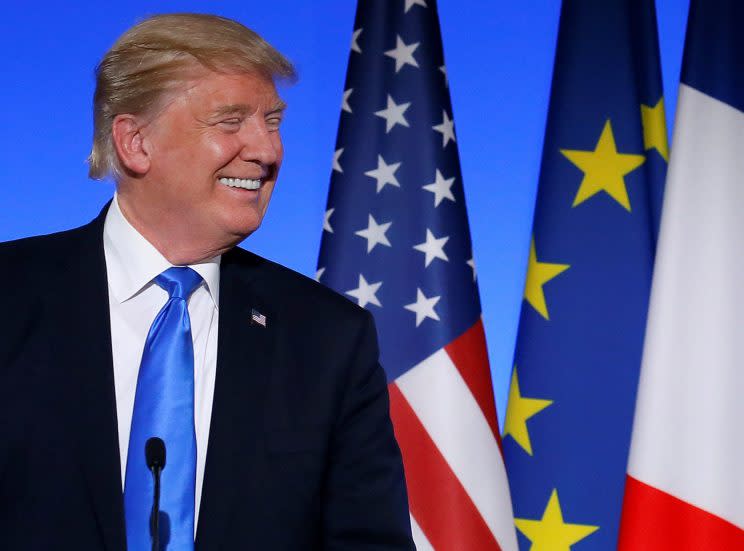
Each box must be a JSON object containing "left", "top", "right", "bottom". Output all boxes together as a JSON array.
[{"left": 250, "top": 308, "right": 267, "bottom": 328}]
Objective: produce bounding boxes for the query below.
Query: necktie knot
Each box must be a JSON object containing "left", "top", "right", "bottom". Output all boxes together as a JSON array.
[{"left": 155, "top": 267, "right": 203, "bottom": 300}]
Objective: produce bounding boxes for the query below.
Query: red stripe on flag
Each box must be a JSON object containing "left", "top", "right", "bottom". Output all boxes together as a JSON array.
[
  {"left": 444, "top": 319, "right": 500, "bottom": 441},
  {"left": 388, "top": 382, "right": 501, "bottom": 551},
  {"left": 619, "top": 475, "right": 744, "bottom": 550}
]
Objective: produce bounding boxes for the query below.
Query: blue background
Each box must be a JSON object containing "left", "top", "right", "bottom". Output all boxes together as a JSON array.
[{"left": 0, "top": 0, "right": 688, "bottom": 427}]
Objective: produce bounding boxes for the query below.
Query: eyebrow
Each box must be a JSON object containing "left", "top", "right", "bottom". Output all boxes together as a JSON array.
[{"left": 211, "top": 100, "right": 287, "bottom": 118}]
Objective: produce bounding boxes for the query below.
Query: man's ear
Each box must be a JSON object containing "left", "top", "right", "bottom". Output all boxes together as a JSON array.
[{"left": 111, "top": 114, "right": 150, "bottom": 176}]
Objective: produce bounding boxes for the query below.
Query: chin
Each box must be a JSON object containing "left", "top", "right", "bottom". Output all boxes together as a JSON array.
[
  {"left": 216, "top": 204, "right": 263, "bottom": 232},
  {"left": 223, "top": 219, "right": 263, "bottom": 243}
]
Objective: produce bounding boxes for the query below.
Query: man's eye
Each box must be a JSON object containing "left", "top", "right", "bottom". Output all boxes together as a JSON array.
[
  {"left": 220, "top": 118, "right": 242, "bottom": 127},
  {"left": 267, "top": 116, "right": 283, "bottom": 130}
]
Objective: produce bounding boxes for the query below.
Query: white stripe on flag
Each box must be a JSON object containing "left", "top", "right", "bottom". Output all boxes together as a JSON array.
[
  {"left": 410, "top": 514, "right": 435, "bottom": 551},
  {"left": 396, "top": 348, "right": 518, "bottom": 550}
]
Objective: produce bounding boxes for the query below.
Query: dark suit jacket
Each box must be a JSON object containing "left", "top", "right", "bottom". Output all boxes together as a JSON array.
[{"left": 0, "top": 206, "right": 414, "bottom": 550}]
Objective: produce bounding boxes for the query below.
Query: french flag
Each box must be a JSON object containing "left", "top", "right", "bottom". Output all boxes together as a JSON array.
[{"left": 619, "top": 1, "right": 744, "bottom": 547}]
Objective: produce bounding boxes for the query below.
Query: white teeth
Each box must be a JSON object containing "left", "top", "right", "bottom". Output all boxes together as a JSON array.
[{"left": 218, "top": 177, "right": 262, "bottom": 190}]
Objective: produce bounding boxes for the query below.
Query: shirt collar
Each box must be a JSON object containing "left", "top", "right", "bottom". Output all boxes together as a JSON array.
[{"left": 103, "top": 193, "right": 221, "bottom": 307}]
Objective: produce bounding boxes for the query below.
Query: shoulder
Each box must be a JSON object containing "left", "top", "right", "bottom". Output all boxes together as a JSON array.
[
  {"left": 224, "top": 246, "right": 373, "bottom": 330},
  {"left": 0, "top": 224, "right": 101, "bottom": 368},
  {"left": 0, "top": 227, "right": 85, "bottom": 261},
  {"left": 0, "top": 223, "right": 99, "bottom": 286}
]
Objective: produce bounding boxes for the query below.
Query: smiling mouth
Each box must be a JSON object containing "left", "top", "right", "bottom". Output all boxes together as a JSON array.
[{"left": 219, "top": 177, "right": 262, "bottom": 190}]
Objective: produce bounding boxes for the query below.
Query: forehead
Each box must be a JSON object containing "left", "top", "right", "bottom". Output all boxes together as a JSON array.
[{"left": 180, "top": 69, "right": 283, "bottom": 113}]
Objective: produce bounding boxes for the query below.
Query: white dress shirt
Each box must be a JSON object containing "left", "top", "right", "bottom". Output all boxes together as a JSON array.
[{"left": 103, "top": 194, "right": 219, "bottom": 529}]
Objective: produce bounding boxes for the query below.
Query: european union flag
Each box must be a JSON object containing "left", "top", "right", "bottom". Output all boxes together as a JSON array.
[{"left": 503, "top": 1, "right": 667, "bottom": 549}]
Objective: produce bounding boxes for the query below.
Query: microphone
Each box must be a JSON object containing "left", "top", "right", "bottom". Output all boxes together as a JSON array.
[{"left": 145, "top": 437, "right": 166, "bottom": 551}]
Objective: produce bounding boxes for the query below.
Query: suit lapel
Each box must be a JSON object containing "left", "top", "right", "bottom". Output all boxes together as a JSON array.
[
  {"left": 49, "top": 208, "right": 127, "bottom": 551},
  {"left": 196, "top": 249, "right": 276, "bottom": 551}
]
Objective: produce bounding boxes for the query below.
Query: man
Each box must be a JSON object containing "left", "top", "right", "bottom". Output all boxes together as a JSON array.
[{"left": 0, "top": 13, "right": 414, "bottom": 551}]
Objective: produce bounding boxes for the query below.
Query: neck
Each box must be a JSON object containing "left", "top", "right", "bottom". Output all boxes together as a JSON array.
[{"left": 116, "top": 192, "right": 233, "bottom": 265}]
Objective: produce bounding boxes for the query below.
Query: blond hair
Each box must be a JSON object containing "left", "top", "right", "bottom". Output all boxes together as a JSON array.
[{"left": 88, "top": 13, "right": 296, "bottom": 180}]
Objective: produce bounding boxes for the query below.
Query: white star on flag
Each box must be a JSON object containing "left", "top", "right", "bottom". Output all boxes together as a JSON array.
[
  {"left": 439, "top": 65, "right": 448, "bottom": 87},
  {"left": 423, "top": 169, "right": 456, "bottom": 207},
  {"left": 315, "top": 267, "right": 325, "bottom": 282},
  {"left": 364, "top": 155, "right": 402, "bottom": 192},
  {"left": 433, "top": 110, "right": 456, "bottom": 147},
  {"left": 413, "top": 228, "right": 449, "bottom": 267},
  {"left": 333, "top": 148, "right": 344, "bottom": 173},
  {"left": 351, "top": 28, "right": 363, "bottom": 53},
  {"left": 324, "top": 208, "right": 335, "bottom": 233},
  {"left": 342, "top": 88, "right": 353, "bottom": 113},
  {"left": 404, "top": 0, "right": 427, "bottom": 12},
  {"left": 355, "top": 214, "right": 393, "bottom": 252},
  {"left": 346, "top": 274, "right": 383, "bottom": 308},
  {"left": 385, "top": 35, "right": 420, "bottom": 73},
  {"left": 467, "top": 257, "right": 476, "bottom": 281},
  {"left": 374, "top": 95, "right": 411, "bottom": 133},
  {"left": 404, "top": 288, "right": 441, "bottom": 326}
]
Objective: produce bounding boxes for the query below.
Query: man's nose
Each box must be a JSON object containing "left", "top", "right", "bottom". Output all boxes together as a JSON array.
[{"left": 238, "top": 120, "right": 280, "bottom": 165}]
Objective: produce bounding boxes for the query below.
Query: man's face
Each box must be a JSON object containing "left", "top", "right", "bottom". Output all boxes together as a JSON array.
[{"left": 139, "top": 69, "right": 285, "bottom": 252}]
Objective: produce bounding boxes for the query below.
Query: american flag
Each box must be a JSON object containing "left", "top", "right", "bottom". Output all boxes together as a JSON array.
[
  {"left": 250, "top": 308, "right": 267, "bottom": 327},
  {"left": 316, "top": 1, "right": 516, "bottom": 549}
]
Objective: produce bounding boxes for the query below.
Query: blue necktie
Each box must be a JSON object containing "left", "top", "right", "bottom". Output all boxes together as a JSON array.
[{"left": 124, "top": 267, "right": 203, "bottom": 551}]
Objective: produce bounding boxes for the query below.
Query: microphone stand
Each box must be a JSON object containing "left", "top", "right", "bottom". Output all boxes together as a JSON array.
[
  {"left": 145, "top": 437, "right": 166, "bottom": 551},
  {"left": 150, "top": 464, "right": 162, "bottom": 551}
]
